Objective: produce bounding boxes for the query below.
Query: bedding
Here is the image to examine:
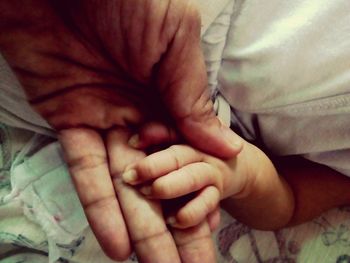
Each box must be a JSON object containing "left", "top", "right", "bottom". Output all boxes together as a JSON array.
[{"left": 1, "top": 123, "right": 350, "bottom": 263}]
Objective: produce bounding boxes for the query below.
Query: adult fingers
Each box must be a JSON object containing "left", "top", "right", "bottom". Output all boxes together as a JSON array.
[
  {"left": 172, "top": 221, "right": 217, "bottom": 263},
  {"left": 106, "top": 128, "right": 181, "bottom": 263},
  {"left": 58, "top": 128, "right": 131, "bottom": 261},
  {"left": 168, "top": 186, "right": 220, "bottom": 229},
  {"left": 123, "top": 144, "right": 204, "bottom": 185}
]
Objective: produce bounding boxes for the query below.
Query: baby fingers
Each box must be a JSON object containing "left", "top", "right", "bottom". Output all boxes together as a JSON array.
[
  {"left": 122, "top": 144, "right": 204, "bottom": 185},
  {"left": 167, "top": 186, "right": 220, "bottom": 229},
  {"left": 139, "top": 162, "right": 223, "bottom": 199}
]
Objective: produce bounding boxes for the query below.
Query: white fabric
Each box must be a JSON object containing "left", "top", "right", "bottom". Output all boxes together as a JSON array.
[
  {"left": 0, "top": 126, "right": 118, "bottom": 263},
  {"left": 196, "top": 0, "right": 232, "bottom": 36},
  {"left": 211, "top": 0, "right": 350, "bottom": 176},
  {"left": 214, "top": 94, "right": 232, "bottom": 127},
  {"left": 0, "top": 54, "right": 54, "bottom": 137}
]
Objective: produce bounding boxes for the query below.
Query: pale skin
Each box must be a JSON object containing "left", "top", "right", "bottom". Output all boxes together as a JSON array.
[
  {"left": 125, "top": 126, "right": 350, "bottom": 231},
  {"left": 0, "top": 1, "right": 244, "bottom": 262}
]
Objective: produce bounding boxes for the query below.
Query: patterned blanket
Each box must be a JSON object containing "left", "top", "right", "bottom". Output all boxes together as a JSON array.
[{"left": 0, "top": 123, "right": 349, "bottom": 263}]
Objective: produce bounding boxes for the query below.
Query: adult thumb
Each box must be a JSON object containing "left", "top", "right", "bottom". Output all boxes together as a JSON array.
[
  {"left": 156, "top": 2, "right": 243, "bottom": 158},
  {"left": 176, "top": 98, "right": 244, "bottom": 159}
]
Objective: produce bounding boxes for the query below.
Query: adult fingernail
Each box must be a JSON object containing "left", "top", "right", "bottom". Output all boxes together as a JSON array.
[
  {"left": 140, "top": 185, "right": 152, "bottom": 196},
  {"left": 122, "top": 169, "right": 138, "bottom": 184},
  {"left": 128, "top": 134, "right": 139, "bottom": 148},
  {"left": 222, "top": 127, "right": 243, "bottom": 151}
]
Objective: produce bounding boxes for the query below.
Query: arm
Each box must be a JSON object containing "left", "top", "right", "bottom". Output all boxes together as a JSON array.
[
  {"left": 221, "top": 143, "right": 295, "bottom": 230},
  {"left": 222, "top": 149, "right": 350, "bottom": 230},
  {"left": 277, "top": 156, "right": 350, "bottom": 226},
  {"left": 123, "top": 136, "right": 293, "bottom": 229},
  {"left": 126, "top": 131, "right": 350, "bottom": 231}
]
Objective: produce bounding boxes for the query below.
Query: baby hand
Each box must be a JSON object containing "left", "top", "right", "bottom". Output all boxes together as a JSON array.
[{"left": 122, "top": 144, "right": 249, "bottom": 229}]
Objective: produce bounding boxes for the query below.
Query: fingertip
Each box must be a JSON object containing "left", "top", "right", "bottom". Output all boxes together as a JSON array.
[
  {"left": 86, "top": 200, "right": 132, "bottom": 261},
  {"left": 128, "top": 134, "right": 140, "bottom": 148},
  {"left": 122, "top": 169, "right": 138, "bottom": 185},
  {"left": 166, "top": 215, "right": 191, "bottom": 229},
  {"left": 207, "top": 207, "right": 221, "bottom": 232},
  {"left": 174, "top": 208, "right": 202, "bottom": 229},
  {"left": 165, "top": 199, "right": 199, "bottom": 229},
  {"left": 221, "top": 125, "right": 244, "bottom": 155},
  {"left": 152, "top": 178, "right": 175, "bottom": 199},
  {"left": 166, "top": 216, "right": 177, "bottom": 226},
  {"left": 102, "top": 240, "right": 132, "bottom": 262},
  {"left": 139, "top": 185, "right": 152, "bottom": 196}
]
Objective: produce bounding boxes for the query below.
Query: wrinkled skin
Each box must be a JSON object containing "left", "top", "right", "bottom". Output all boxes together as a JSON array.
[{"left": 0, "top": 0, "right": 242, "bottom": 262}]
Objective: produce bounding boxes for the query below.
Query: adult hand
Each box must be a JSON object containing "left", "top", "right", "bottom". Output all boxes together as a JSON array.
[
  {"left": 0, "top": 0, "right": 242, "bottom": 261},
  {"left": 2, "top": 0, "right": 243, "bottom": 157}
]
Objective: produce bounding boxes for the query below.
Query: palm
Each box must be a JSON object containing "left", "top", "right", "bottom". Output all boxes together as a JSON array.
[{"left": 0, "top": 1, "right": 164, "bottom": 128}]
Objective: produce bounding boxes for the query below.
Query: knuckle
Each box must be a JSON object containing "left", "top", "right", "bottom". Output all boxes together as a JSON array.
[
  {"left": 168, "top": 145, "right": 184, "bottom": 169},
  {"left": 189, "top": 162, "right": 207, "bottom": 183},
  {"left": 178, "top": 206, "right": 198, "bottom": 227},
  {"left": 212, "top": 166, "right": 224, "bottom": 194},
  {"left": 203, "top": 161, "right": 224, "bottom": 194},
  {"left": 186, "top": 169, "right": 200, "bottom": 190},
  {"left": 168, "top": 144, "right": 183, "bottom": 153},
  {"left": 67, "top": 154, "right": 106, "bottom": 173},
  {"left": 139, "top": 158, "right": 158, "bottom": 179},
  {"left": 200, "top": 197, "right": 211, "bottom": 215},
  {"left": 203, "top": 187, "right": 219, "bottom": 212},
  {"left": 83, "top": 194, "right": 116, "bottom": 210},
  {"left": 167, "top": 145, "right": 204, "bottom": 169},
  {"left": 152, "top": 179, "right": 171, "bottom": 197},
  {"left": 133, "top": 228, "right": 172, "bottom": 246},
  {"left": 183, "top": 1, "right": 201, "bottom": 30}
]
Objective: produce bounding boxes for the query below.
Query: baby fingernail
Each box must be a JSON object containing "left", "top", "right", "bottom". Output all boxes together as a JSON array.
[
  {"left": 166, "top": 216, "right": 177, "bottom": 226},
  {"left": 140, "top": 186, "right": 152, "bottom": 196},
  {"left": 122, "top": 169, "right": 138, "bottom": 184},
  {"left": 128, "top": 134, "right": 140, "bottom": 148}
]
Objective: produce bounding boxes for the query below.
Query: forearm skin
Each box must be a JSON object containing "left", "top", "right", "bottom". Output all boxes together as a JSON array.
[
  {"left": 222, "top": 145, "right": 350, "bottom": 230},
  {"left": 221, "top": 143, "right": 295, "bottom": 230}
]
